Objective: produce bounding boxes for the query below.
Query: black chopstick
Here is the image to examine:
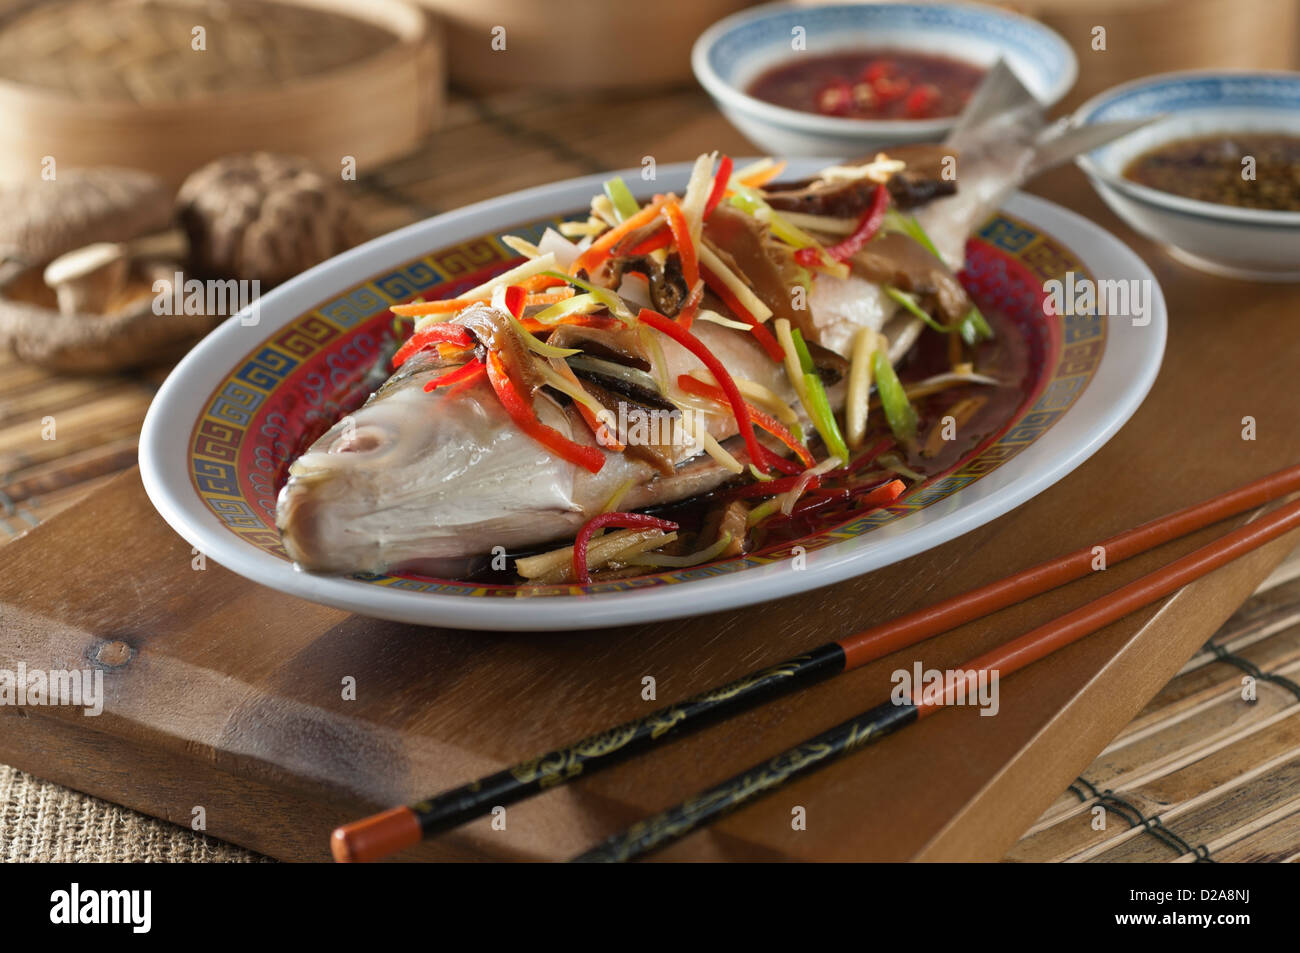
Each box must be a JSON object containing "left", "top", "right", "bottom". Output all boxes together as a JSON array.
[{"left": 332, "top": 463, "right": 1300, "bottom": 862}]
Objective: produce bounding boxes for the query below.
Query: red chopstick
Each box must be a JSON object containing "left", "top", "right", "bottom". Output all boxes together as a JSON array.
[
  {"left": 334, "top": 463, "right": 1300, "bottom": 862},
  {"left": 576, "top": 492, "right": 1300, "bottom": 862}
]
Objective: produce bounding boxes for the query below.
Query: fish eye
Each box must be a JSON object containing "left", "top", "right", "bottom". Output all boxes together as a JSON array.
[{"left": 329, "top": 428, "right": 383, "bottom": 454}]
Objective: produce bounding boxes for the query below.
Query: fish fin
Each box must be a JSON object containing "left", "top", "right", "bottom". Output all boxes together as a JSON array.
[
  {"left": 1025, "top": 116, "right": 1162, "bottom": 177},
  {"left": 949, "top": 59, "right": 1041, "bottom": 141}
]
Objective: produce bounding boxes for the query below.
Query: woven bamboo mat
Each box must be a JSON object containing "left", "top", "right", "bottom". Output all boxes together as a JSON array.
[
  {"left": 1006, "top": 552, "right": 1300, "bottom": 862},
  {"left": 2, "top": 86, "right": 1298, "bottom": 862}
]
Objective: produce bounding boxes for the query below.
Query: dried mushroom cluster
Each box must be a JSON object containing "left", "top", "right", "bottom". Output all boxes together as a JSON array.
[
  {"left": 178, "top": 153, "right": 364, "bottom": 287},
  {"left": 0, "top": 153, "right": 363, "bottom": 371}
]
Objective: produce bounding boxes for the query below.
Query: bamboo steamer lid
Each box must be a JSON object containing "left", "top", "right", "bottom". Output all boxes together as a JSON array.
[
  {"left": 0, "top": 0, "right": 444, "bottom": 186},
  {"left": 414, "top": 0, "right": 754, "bottom": 91}
]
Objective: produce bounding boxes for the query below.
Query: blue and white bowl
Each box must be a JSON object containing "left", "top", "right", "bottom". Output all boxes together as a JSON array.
[
  {"left": 1075, "top": 71, "right": 1300, "bottom": 282},
  {"left": 691, "top": 1, "right": 1076, "bottom": 157}
]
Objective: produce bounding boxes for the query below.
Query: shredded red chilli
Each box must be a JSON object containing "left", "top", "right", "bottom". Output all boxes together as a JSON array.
[
  {"left": 484, "top": 351, "right": 605, "bottom": 474},
  {"left": 823, "top": 183, "right": 890, "bottom": 261},
  {"left": 703, "top": 155, "right": 733, "bottom": 219},
  {"left": 637, "top": 308, "right": 769, "bottom": 473},
  {"left": 391, "top": 324, "right": 475, "bottom": 369},
  {"left": 423, "top": 358, "right": 487, "bottom": 393},
  {"left": 502, "top": 284, "right": 526, "bottom": 318}
]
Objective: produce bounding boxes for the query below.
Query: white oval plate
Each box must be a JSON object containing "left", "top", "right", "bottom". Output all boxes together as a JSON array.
[{"left": 140, "top": 162, "right": 1165, "bottom": 631}]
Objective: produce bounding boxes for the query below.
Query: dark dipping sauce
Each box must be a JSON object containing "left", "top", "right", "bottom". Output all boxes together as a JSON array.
[
  {"left": 747, "top": 49, "right": 986, "bottom": 120},
  {"left": 1123, "top": 134, "right": 1300, "bottom": 211}
]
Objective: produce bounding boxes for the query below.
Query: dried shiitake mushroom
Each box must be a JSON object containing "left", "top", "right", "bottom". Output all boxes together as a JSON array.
[
  {"left": 177, "top": 152, "right": 365, "bottom": 287},
  {"left": 0, "top": 168, "right": 209, "bottom": 372}
]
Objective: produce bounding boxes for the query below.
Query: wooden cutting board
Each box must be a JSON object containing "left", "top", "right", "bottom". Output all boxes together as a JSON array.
[{"left": 2, "top": 166, "right": 1299, "bottom": 862}]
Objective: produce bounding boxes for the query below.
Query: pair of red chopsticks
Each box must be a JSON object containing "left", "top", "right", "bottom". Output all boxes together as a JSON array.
[{"left": 332, "top": 463, "right": 1300, "bottom": 862}]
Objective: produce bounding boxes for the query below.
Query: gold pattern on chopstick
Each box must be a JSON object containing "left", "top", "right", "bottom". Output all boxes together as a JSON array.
[{"left": 509, "top": 656, "right": 818, "bottom": 785}]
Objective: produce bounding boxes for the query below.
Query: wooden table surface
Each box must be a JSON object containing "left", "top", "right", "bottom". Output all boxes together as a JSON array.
[{"left": 2, "top": 87, "right": 1299, "bottom": 862}]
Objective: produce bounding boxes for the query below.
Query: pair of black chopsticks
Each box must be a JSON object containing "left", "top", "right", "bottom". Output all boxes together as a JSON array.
[{"left": 332, "top": 463, "right": 1300, "bottom": 862}]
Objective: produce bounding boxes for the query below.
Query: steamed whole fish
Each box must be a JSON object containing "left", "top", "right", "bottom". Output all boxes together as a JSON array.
[{"left": 277, "top": 62, "right": 1144, "bottom": 579}]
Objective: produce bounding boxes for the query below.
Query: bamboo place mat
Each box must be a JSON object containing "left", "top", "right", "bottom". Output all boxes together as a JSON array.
[
  {"left": 1006, "top": 550, "right": 1300, "bottom": 863},
  {"left": 2, "top": 86, "right": 1299, "bottom": 863}
]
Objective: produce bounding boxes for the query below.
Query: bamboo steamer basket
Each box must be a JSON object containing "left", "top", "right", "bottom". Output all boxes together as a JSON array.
[
  {"left": 981, "top": 0, "right": 1298, "bottom": 110},
  {"left": 415, "top": 0, "right": 756, "bottom": 91},
  {"left": 0, "top": 0, "right": 444, "bottom": 187}
]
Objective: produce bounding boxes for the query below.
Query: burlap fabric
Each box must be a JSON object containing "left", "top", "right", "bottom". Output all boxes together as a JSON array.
[{"left": 0, "top": 764, "right": 270, "bottom": 862}]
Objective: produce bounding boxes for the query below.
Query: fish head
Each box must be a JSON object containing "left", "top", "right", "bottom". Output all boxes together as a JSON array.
[{"left": 276, "top": 360, "right": 583, "bottom": 575}]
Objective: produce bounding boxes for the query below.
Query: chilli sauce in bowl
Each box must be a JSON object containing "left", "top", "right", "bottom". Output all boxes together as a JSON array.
[
  {"left": 747, "top": 50, "right": 985, "bottom": 122},
  {"left": 692, "top": 2, "right": 1075, "bottom": 157}
]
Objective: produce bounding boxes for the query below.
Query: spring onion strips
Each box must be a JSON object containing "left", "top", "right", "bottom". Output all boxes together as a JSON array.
[
  {"left": 603, "top": 176, "right": 640, "bottom": 222},
  {"left": 883, "top": 209, "right": 993, "bottom": 345},
  {"left": 872, "top": 350, "right": 918, "bottom": 444},
  {"left": 541, "top": 270, "right": 636, "bottom": 322},
  {"left": 507, "top": 314, "right": 580, "bottom": 359},
  {"left": 883, "top": 207, "right": 943, "bottom": 260},
  {"left": 532, "top": 293, "right": 605, "bottom": 324},
  {"left": 885, "top": 286, "right": 952, "bottom": 334},
  {"left": 790, "top": 327, "right": 850, "bottom": 462},
  {"left": 517, "top": 527, "right": 675, "bottom": 584},
  {"left": 458, "top": 252, "right": 558, "bottom": 302}
]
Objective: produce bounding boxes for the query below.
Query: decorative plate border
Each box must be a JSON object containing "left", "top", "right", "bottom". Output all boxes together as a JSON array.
[{"left": 188, "top": 211, "right": 1104, "bottom": 597}]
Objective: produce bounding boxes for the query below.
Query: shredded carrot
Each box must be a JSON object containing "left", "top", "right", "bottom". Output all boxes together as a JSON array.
[
  {"left": 391, "top": 289, "right": 574, "bottom": 317},
  {"left": 520, "top": 273, "right": 567, "bottom": 291},
  {"left": 663, "top": 199, "right": 700, "bottom": 291},
  {"left": 570, "top": 195, "right": 667, "bottom": 277},
  {"left": 735, "top": 160, "right": 787, "bottom": 189}
]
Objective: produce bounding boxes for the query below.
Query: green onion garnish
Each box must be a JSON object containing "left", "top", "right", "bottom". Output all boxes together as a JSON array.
[
  {"left": 958, "top": 304, "right": 994, "bottom": 345},
  {"left": 540, "top": 270, "right": 635, "bottom": 322},
  {"left": 603, "top": 176, "right": 640, "bottom": 223},
  {"left": 885, "top": 286, "right": 951, "bottom": 335},
  {"left": 790, "top": 328, "right": 850, "bottom": 461},
  {"left": 872, "top": 350, "right": 918, "bottom": 444},
  {"left": 884, "top": 208, "right": 943, "bottom": 261}
]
